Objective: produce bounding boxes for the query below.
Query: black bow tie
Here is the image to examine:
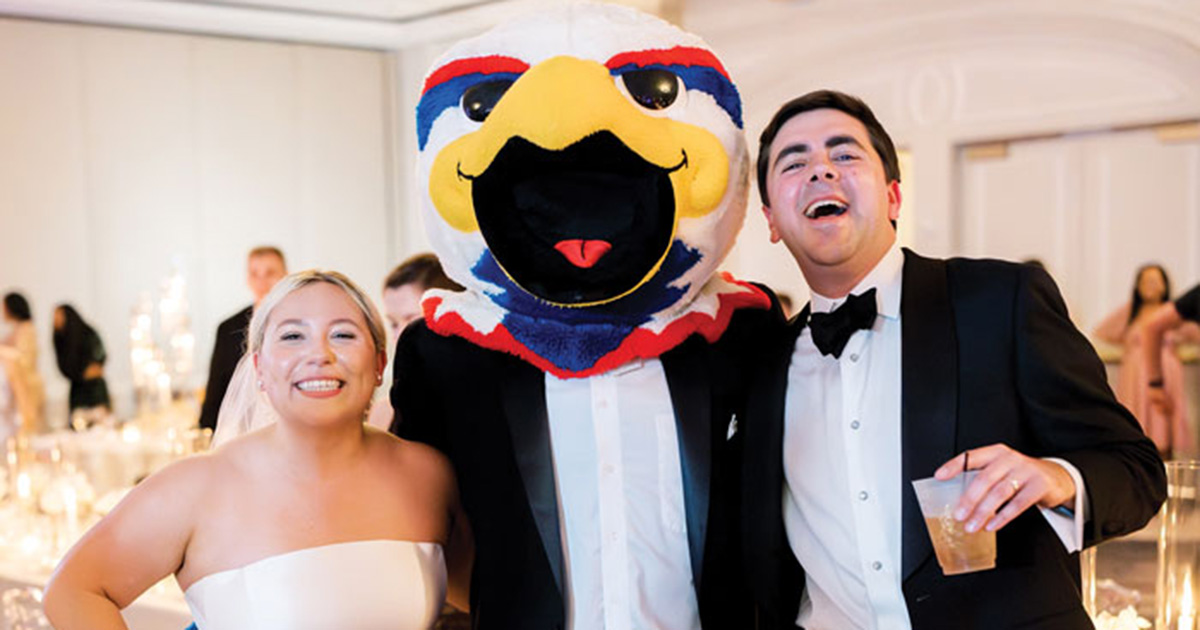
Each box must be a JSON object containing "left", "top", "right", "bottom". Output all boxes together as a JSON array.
[{"left": 807, "top": 288, "right": 877, "bottom": 358}]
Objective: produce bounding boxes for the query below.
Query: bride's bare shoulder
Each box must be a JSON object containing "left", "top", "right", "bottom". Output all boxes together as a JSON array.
[{"left": 366, "top": 427, "right": 454, "bottom": 481}]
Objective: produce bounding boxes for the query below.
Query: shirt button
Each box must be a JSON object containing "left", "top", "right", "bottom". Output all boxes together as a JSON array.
[
  {"left": 597, "top": 400, "right": 608, "bottom": 409},
  {"left": 872, "top": 561, "right": 883, "bottom": 571},
  {"left": 603, "top": 464, "right": 615, "bottom": 475},
  {"left": 849, "top": 353, "right": 860, "bottom": 362},
  {"left": 858, "top": 491, "right": 869, "bottom": 501},
  {"left": 850, "top": 420, "right": 861, "bottom": 430},
  {"left": 607, "top": 532, "right": 618, "bottom": 543}
]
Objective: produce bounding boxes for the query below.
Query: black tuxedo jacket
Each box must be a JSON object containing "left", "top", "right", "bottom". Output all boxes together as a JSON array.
[
  {"left": 743, "top": 250, "right": 1166, "bottom": 630},
  {"left": 391, "top": 303, "right": 778, "bottom": 629},
  {"left": 198, "top": 305, "right": 252, "bottom": 431}
]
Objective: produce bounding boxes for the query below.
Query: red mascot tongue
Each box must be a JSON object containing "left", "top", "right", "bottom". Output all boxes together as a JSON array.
[{"left": 554, "top": 239, "right": 612, "bottom": 268}]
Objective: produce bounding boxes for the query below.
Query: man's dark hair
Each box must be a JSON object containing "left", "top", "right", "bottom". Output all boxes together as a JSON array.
[
  {"left": 385, "top": 253, "right": 463, "bottom": 292},
  {"left": 3, "top": 292, "right": 32, "bottom": 322},
  {"left": 756, "top": 89, "right": 901, "bottom": 208}
]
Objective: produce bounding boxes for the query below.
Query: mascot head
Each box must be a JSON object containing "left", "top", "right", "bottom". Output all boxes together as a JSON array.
[{"left": 416, "top": 2, "right": 767, "bottom": 377}]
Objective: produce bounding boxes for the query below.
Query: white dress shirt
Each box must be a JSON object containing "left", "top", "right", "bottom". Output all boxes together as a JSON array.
[
  {"left": 782, "top": 243, "right": 1088, "bottom": 630},
  {"left": 546, "top": 358, "right": 700, "bottom": 630}
]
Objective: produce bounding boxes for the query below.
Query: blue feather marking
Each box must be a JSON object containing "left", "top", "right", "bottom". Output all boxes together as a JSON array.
[
  {"left": 471, "top": 241, "right": 703, "bottom": 371},
  {"left": 609, "top": 63, "right": 743, "bottom": 129},
  {"left": 416, "top": 71, "right": 524, "bottom": 151}
]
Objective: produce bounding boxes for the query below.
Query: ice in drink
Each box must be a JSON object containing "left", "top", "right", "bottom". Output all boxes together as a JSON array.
[{"left": 913, "top": 471, "right": 998, "bottom": 576}]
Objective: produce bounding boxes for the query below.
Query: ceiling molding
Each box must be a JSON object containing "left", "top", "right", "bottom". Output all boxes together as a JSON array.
[{"left": 0, "top": 0, "right": 548, "bottom": 49}]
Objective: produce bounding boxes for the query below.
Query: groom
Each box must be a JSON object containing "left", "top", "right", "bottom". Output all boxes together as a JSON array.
[{"left": 742, "top": 90, "right": 1166, "bottom": 628}]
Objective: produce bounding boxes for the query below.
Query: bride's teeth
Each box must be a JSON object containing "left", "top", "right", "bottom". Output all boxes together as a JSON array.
[{"left": 297, "top": 379, "right": 341, "bottom": 392}]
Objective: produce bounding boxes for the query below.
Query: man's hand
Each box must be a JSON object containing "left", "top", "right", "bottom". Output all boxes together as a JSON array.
[{"left": 934, "top": 444, "right": 1076, "bottom": 533}]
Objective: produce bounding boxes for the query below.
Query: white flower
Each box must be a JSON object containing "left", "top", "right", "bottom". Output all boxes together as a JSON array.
[{"left": 1092, "top": 606, "right": 1151, "bottom": 630}]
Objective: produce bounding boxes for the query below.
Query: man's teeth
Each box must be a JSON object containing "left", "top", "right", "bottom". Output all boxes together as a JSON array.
[
  {"left": 804, "top": 200, "right": 848, "bottom": 219},
  {"left": 296, "top": 379, "right": 342, "bottom": 392}
]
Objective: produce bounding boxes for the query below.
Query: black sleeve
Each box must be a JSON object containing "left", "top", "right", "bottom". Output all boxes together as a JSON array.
[
  {"left": 86, "top": 328, "right": 107, "bottom": 366},
  {"left": 1175, "top": 283, "right": 1200, "bottom": 323},
  {"left": 198, "top": 311, "right": 248, "bottom": 431},
  {"left": 1014, "top": 265, "right": 1167, "bottom": 544},
  {"left": 388, "top": 321, "right": 449, "bottom": 453}
]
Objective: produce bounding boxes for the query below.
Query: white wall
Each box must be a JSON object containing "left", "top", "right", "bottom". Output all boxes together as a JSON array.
[
  {"left": 0, "top": 18, "right": 392, "bottom": 420},
  {"left": 5, "top": 0, "right": 1200, "bottom": 423},
  {"left": 690, "top": 0, "right": 1200, "bottom": 309},
  {"left": 959, "top": 127, "right": 1200, "bottom": 330}
]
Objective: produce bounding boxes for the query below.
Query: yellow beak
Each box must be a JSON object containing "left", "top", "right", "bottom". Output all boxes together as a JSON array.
[{"left": 428, "top": 55, "right": 730, "bottom": 233}]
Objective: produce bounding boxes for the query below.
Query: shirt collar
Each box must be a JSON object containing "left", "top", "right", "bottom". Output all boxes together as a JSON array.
[{"left": 809, "top": 241, "right": 903, "bottom": 320}]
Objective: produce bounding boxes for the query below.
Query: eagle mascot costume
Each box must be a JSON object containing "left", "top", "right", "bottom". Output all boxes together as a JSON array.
[{"left": 390, "top": 3, "right": 779, "bottom": 627}]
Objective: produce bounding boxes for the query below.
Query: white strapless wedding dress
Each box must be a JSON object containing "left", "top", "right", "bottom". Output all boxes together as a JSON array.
[{"left": 184, "top": 540, "right": 446, "bottom": 630}]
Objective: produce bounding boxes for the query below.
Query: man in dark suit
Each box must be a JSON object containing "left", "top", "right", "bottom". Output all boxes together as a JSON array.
[
  {"left": 743, "top": 90, "right": 1166, "bottom": 629},
  {"left": 198, "top": 246, "right": 286, "bottom": 431}
]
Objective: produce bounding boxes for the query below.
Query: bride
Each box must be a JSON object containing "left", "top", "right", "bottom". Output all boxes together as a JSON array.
[{"left": 44, "top": 270, "right": 470, "bottom": 629}]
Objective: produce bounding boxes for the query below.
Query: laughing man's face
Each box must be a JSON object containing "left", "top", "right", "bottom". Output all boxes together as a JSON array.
[{"left": 762, "top": 108, "right": 900, "bottom": 294}]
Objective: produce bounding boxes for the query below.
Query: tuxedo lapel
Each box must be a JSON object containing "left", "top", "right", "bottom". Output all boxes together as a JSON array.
[
  {"left": 499, "top": 357, "right": 564, "bottom": 595},
  {"left": 662, "top": 341, "right": 712, "bottom": 590},
  {"left": 755, "top": 312, "right": 806, "bottom": 616},
  {"left": 900, "top": 249, "right": 959, "bottom": 579}
]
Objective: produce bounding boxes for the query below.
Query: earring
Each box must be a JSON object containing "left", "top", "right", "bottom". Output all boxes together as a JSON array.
[
  {"left": 257, "top": 380, "right": 264, "bottom": 390},
  {"left": 376, "top": 374, "right": 384, "bottom": 385}
]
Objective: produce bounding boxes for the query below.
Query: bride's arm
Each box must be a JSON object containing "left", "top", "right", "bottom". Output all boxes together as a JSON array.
[{"left": 43, "top": 456, "right": 206, "bottom": 629}]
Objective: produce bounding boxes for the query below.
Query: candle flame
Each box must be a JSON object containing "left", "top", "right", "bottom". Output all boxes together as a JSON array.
[
  {"left": 16, "top": 472, "right": 31, "bottom": 500},
  {"left": 1181, "top": 570, "right": 1196, "bottom": 630},
  {"left": 121, "top": 424, "right": 142, "bottom": 443},
  {"left": 1186, "top": 572, "right": 1196, "bottom": 614}
]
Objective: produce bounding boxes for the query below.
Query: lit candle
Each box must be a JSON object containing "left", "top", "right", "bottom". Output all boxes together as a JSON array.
[
  {"left": 16, "top": 472, "right": 30, "bottom": 501},
  {"left": 121, "top": 424, "right": 142, "bottom": 444},
  {"left": 157, "top": 372, "right": 172, "bottom": 409},
  {"left": 63, "top": 485, "right": 79, "bottom": 535},
  {"left": 1180, "top": 571, "right": 1196, "bottom": 630}
]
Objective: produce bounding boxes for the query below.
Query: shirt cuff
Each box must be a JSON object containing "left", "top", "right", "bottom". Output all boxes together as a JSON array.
[{"left": 1039, "top": 457, "right": 1090, "bottom": 552}]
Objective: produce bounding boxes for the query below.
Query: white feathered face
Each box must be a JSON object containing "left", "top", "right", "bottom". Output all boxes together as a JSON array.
[{"left": 416, "top": 3, "right": 747, "bottom": 316}]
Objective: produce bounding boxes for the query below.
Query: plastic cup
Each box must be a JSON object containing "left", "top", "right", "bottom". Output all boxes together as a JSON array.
[{"left": 912, "top": 470, "right": 997, "bottom": 576}]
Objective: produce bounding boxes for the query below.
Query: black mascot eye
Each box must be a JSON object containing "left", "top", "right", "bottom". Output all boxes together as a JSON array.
[
  {"left": 621, "top": 69, "right": 681, "bottom": 110},
  {"left": 461, "top": 79, "right": 514, "bottom": 122}
]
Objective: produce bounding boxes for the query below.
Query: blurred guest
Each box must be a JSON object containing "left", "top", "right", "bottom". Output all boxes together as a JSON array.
[
  {"left": 1094, "top": 264, "right": 1199, "bottom": 456},
  {"left": 52, "top": 304, "right": 111, "bottom": 414},
  {"left": 198, "top": 246, "right": 287, "bottom": 431},
  {"left": 1144, "top": 279, "right": 1200, "bottom": 419},
  {"left": 0, "top": 292, "right": 45, "bottom": 435},
  {"left": 366, "top": 254, "right": 462, "bottom": 431}
]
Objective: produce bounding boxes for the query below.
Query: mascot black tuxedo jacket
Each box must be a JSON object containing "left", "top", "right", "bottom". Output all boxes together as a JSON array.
[{"left": 391, "top": 301, "right": 779, "bottom": 629}]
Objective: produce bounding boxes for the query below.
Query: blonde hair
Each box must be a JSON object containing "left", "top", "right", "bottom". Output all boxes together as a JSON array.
[{"left": 248, "top": 270, "right": 386, "bottom": 358}]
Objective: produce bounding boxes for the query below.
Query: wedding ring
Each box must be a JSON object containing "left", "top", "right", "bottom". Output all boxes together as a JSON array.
[{"left": 1009, "top": 478, "right": 1021, "bottom": 493}]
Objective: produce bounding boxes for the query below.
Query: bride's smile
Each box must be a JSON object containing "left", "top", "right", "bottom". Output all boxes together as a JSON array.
[{"left": 255, "top": 281, "right": 385, "bottom": 424}]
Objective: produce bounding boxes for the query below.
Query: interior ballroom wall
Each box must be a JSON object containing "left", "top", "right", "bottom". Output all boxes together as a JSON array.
[
  {"left": 0, "top": 17, "right": 393, "bottom": 420},
  {"left": 2, "top": 0, "right": 1199, "bottom": 421},
  {"left": 693, "top": 0, "right": 1200, "bottom": 329}
]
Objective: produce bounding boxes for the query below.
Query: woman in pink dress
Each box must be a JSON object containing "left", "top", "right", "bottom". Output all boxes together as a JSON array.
[{"left": 1094, "top": 264, "right": 1199, "bottom": 458}]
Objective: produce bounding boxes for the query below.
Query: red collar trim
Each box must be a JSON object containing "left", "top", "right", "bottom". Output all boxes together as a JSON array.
[{"left": 423, "top": 274, "right": 770, "bottom": 378}]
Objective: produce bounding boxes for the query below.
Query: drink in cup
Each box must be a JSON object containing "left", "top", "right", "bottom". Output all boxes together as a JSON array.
[{"left": 912, "top": 471, "right": 997, "bottom": 575}]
